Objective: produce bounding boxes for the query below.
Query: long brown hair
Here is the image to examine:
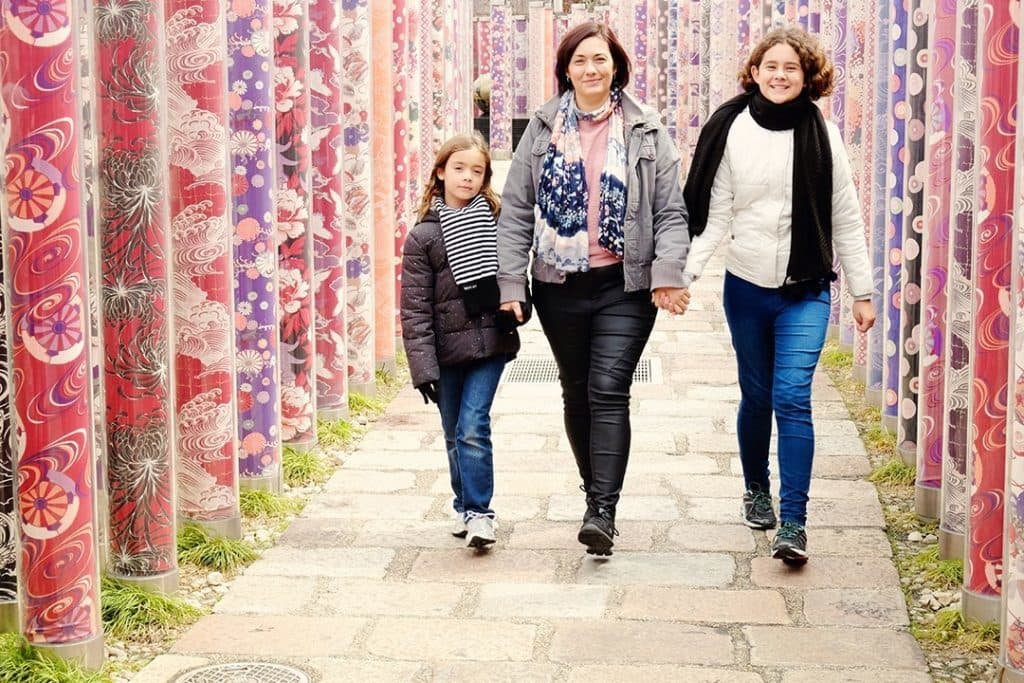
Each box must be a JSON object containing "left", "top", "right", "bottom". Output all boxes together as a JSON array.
[
  {"left": 555, "top": 22, "right": 631, "bottom": 95},
  {"left": 739, "top": 27, "right": 834, "bottom": 100},
  {"left": 416, "top": 132, "right": 500, "bottom": 221}
]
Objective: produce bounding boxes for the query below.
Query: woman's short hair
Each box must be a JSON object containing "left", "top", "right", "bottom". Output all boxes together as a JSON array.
[
  {"left": 554, "top": 22, "right": 631, "bottom": 95},
  {"left": 739, "top": 27, "right": 834, "bottom": 100}
]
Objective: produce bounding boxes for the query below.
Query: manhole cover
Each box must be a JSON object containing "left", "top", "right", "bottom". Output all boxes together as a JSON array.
[
  {"left": 502, "top": 355, "right": 660, "bottom": 384},
  {"left": 175, "top": 662, "right": 310, "bottom": 683}
]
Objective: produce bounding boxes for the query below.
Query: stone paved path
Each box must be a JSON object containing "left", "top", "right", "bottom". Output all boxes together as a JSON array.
[{"left": 134, "top": 164, "right": 928, "bottom": 682}]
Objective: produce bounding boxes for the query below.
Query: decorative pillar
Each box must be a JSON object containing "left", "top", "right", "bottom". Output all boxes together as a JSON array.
[
  {"left": 166, "top": 0, "right": 240, "bottom": 538},
  {"left": 473, "top": 16, "right": 491, "bottom": 84},
  {"left": 310, "top": 0, "right": 348, "bottom": 420},
  {"left": 543, "top": 6, "right": 554, "bottom": 102},
  {"left": 896, "top": 0, "right": 928, "bottom": 468},
  {"left": 342, "top": 0, "right": 376, "bottom": 395},
  {"left": 916, "top": 0, "right": 956, "bottom": 521},
  {"left": 405, "top": 0, "right": 422, "bottom": 233},
  {"left": 828, "top": 0, "right": 847, "bottom": 341},
  {"left": 0, "top": 0, "right": 104, "bottom": 662},
  {"left": 938, "top": 0, "right": 978, "bottom": 562},
  {"left": 95, "top": 0, "right": 178, "bottom": 591},
  {"left": 698, "top": 0, "right": 711, "bottom": 123},
  {"left": 371, "top": 0, "right": 396, "bottom": 375},
  {"left": 632, "top": 2, "right": 648, "bottom": 102},
  {"left": 511, "top": 15, "right": 528, "bottom": 118},
  {"left": 528, "top": 1, "right": 547, "bottom": 111},
  {"left": 489, "top": 0, "right": 512, "bottom": 159},
  {"left": 393, "top": 0, "right": 410, "bottom": 349},
  {"left": 0, "top": 238, "right": 11, "bottom": 631},
  {"left": 228, "top": 0, "right": 283, "bottom": 491},
  {"left": 962, "top": 0, "right": 1016, "bottom": 624}
]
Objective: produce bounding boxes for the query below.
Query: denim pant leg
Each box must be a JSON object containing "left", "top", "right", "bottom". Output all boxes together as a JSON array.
[
  {"left": 438, "top": 356, "right": 506, "bottom": 516},
  {"left": 437, "top": 367, "right": 466, "bottom": 515},
  {"left": 723, "top": 272, "right": 776, "bottom": 492},
  {"left": 773, "top": 289, "right": 830, "bottom": 525}
]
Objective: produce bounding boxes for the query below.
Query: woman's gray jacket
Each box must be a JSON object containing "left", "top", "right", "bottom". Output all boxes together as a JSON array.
[
  {"left": 400, "top": 209, "right": 520, "bottom": 387},
  {"left": 496, "top": 91, "right": 691, "bottom": 304}
]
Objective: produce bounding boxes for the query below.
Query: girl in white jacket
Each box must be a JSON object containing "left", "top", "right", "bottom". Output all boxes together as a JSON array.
[{"left": 681, "top": 27, "right": 876, "bottom": 565}]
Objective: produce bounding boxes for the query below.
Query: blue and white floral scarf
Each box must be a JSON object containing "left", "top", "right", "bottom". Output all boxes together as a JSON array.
[{"left": 535, "top": 88, "right": 628, "bottom": 273}]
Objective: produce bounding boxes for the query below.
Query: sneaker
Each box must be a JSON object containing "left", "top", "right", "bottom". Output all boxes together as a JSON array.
[
  {"left": 578, "top": 507, "right": 617, "bottom": 556},
  {"left": 465, "top": 512, "right": 496, "bottom": 548},
  {"left": 771, "top": 521, "right": 808, "bottom": 565},
  {"left": 451, "top": 513, "right": 467, "bottom": 538},
  {"left": 742, "top": 486, "right": 777, "bottom": 530}
]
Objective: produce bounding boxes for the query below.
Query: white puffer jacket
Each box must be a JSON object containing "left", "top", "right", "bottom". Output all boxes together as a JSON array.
[{"left": 682, "top": 108, "right": 873, "bottom": 298}]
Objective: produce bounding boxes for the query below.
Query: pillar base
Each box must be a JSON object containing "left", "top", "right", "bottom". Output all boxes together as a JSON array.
[
  {"left": 182, "top": 515, "right": 242, "bottom": 540},
  {"left": 897, "top": 442, "right": 916, "bottom": 468},
  {"left": 881, "top": 412, "right": 898, "bottom": 435},
  {"left": 0, "top": 600, "right": 17, "bottom": 633},
  {"left": 826, "top": 323, "right": 839, "bottom": 341},
  {"left": 283, "top": 439, "right": 316, "bottom": 454},
  {"left": 349, "top": 381, "right": 377, "bottom": 398},
  {"left": 961, "top": 588, "right": 1001, "bottom": 625},
  {"left": 852, "top": 363, "right": 867, "bottom": 384},
  {"left": 998, "top": 661, "right": 1024, "bottom": 682},
  {"left": 108, "top": 568, "right": 179, "bottom": 595},
  {"left": 240, "top": 473, "right": 282, "bottom": 494},
  {"left": 377, "top": 356, "right": 397, "bottom": 376},
  {"left": 34, "top": 631, "right": 105, "bottom": 671},
  {"left": 865, "top": 386, "right": 883, "bottom": 408},
  {"left": 317, "top": 406, "right": 349, "bottom": 422},
  {"left": 938, "top": 527, "right": 964, "bottom": 560},
  {"left": 914, "top": 485, "right": 940, "bottom": 521}
]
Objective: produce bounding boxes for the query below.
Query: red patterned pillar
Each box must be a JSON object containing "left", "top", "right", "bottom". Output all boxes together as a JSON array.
[{"left": 371, "top": 0, "right": 396, "bottom": 373}]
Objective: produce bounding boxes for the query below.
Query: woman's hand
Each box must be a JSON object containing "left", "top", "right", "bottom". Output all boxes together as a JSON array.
[
  {"left": 500, "top": 300, "right": 524, "bottom": 323},
  {"left": 652, "top": 287, "right": 690, "bottom": 315},
  {"left": 853, "top": 299, "right": 876, "bottom": 332}
]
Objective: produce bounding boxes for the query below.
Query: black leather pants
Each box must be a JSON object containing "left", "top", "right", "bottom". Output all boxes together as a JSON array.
[{"left": 533, "top": 263, "right": 657, "bottom": 509}]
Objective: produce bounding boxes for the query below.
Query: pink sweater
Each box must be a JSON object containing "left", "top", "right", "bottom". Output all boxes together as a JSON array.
[{"left": 579, "top": 116, "right": 622, "bottom": 268}]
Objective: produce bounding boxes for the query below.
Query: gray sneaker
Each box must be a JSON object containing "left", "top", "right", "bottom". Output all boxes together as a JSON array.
[
  {"left": 451, "top": 513, "right": 467, "bottom": 538},
  {"left": 465, "top": 512, "right": 496, "bottom": 548}
]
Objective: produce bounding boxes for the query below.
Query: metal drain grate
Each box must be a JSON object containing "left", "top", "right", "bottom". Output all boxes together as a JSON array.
[
  {"left": 175, "top": 662, "right": 310, "bottom": 683},
  {"left": 502, "top": 355, "right": 660, "bottom": 384}
]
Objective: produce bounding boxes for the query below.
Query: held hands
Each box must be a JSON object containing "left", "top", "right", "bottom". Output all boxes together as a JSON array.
[
  {"left": 852, "top": 300, "right": 877, "bottom": 333},
  {"left": 499, "top": 301, "right": 524, "bottom": 323},
  {"left": 652, "top": 287, "right": 690, "bottom": 315},
  {"left": 416, "top": 381, "right": 439, "bottom": 405}
]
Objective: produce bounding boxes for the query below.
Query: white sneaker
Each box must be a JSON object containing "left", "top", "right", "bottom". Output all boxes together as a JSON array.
[
  {"left": 465, "top": 512, "right": 496, "bottom": 548},
  {"left": 452, "top": 513, "right": 467, "bottom": 538}
]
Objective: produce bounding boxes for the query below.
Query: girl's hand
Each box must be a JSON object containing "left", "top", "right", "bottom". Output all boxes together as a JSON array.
[
  {"left": 853, "top": 299, "right": 876, "bottom": 332},
  {"left": 652, "top": 287, "right": 690, "bottom": 315},
  {"left": 500, "top": 300, "right": 523, "bottom": 323}
]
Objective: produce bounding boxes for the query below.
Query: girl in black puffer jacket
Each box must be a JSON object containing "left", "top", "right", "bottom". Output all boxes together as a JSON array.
[{"left": 400, "top": 132, "right": 527, "bottom": 549}]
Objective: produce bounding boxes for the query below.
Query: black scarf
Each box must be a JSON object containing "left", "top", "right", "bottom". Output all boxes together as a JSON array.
[{"left": 683, "top": 89, "right": 835, "bottom": 286}]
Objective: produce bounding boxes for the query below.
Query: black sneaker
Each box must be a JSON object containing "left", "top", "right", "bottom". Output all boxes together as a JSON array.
[
  {"left": 578, "top": 507, "right": 617, "bottom": 556},
  {"left": 771, "top": 521, "right": 808, "bottom": 565},
  {"left": 742, "top": 486, "right": 777, "bottom": 530}
]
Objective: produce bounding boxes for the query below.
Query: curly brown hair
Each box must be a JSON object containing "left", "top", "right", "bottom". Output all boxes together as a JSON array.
[{"left": 738, "top": 27, "right": 834, "bottom": 100}]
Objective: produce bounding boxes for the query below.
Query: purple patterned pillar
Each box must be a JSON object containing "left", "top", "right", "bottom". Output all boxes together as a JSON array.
[
  {"left": 489, "top": 0, "right": 512, "bottom": 159},
  {"left": 511, "top": 16, "right": 527, "bottom": 117},
  {"left": 528, "top": 1, "right": 547, "bottom": 111},
  {"left": 828, "top": 0, "right": 847, "bottom": 341},
  {"left": 633, "top": 2, "right": 648, "bottom": 102}
]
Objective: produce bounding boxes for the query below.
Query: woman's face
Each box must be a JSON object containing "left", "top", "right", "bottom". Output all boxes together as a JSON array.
[
  {"left": 437, "top": 148, "right": 487, "bottom": 209},
  {"left": 750, "top": 42, "right": 806, "bottom": 104},
  {"left": 566, "top": 36, "right": 615, "bottom": 105}
]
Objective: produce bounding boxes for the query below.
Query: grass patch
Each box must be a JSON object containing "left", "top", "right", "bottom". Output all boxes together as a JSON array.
[
  {"left": 100, "top": 576, "right": 201, "bottom": 640},
  {"left": 868, "top": 456, "right": 915, "bottom": 486},
  {"left": 903, "top": 545, "right": 963, "bottom": 591},
  {"left": 283, "top": 446, "right": 332, "bottom": 487},
  {"left": 863, "top": 424, "right": 898, "bottom": 457},
  {"left": 177, "top": 523, "right": 259, "bottom": 573},
  {"left": 239, "top": 489, "right": 303, "bottom": 519},
  {"left": 317, "top": 417, "right": 358, "bottom": 449},
  {"left": 913, "top": 608, "right": 1000, "bottom": 653},
  {"left": 0, "top": 633, "right": 110, "bottom": 683},
  {"left": 349, "top": 392, "right": 386, "bottom": 417},
  {"left": 819, "top": 345, "right": 853, "bottom": 371}
]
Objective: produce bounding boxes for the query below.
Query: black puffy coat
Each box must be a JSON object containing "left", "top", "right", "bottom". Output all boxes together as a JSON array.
[{"left": 400, "top": 210, "right": 520, "bottom": 387}]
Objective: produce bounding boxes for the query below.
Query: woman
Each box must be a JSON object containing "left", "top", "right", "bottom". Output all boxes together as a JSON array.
[
  {"left": 682, "top": 27, "right": 876, "bottom": 565},
  {"left": 497, "top": 22, "right": 690, "bottom": 556}
]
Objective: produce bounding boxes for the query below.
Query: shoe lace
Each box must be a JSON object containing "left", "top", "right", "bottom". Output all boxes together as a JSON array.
[
  {"left": 750, "top": 489, "right": 773, "bottom": 515},
  {"left": 775, "top": 522, "right": 804, "bottom": 540},
  {"left": 596, "top": 507, "right": 619, "bottom": 536},
  {"left": 464, "top": 510, "right": 497, "bottom": 527}
]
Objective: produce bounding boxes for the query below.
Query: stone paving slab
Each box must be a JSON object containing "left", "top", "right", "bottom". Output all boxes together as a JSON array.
[
  {"left": 567, "top": 665, "right": 764, "bottom": 682},
  {"left": 750, "top": 556, "right": 900, "bottom": 588},
  {"left": 365, "top": 617, "right": 537, "bottom": 661},
  {"left": 408, "top": 549, "right": 563, "bottom": 583},
  {"left": 547, "top": 494, "right": 680, "bottom": 521},
  {"left": 577, "top": 551, "right": 735, "bottom": 587},
  {"left": 430, "top": 662, "right": 559, "bottom": 681},
  {"left": 171, "top": 615, "right": 365, "bottom": 657},
  {"left": 507, "top": 520, "right": 658, "bottom": 551},
  {"left": 801, "top": 588, "right": 910, "bottom": 627},
  {"left": 618, "top": 587, "right": 791, "bottom": 624},
  {"left": 475, "top": 583, "right": 610, "bottom": 618},
  {"left": 745, "top": 626, "right": 926, "bottom": 668},
  {"left": 316, "top": 580, "right": 464, "bottom": 617},
  {"left": 780, "top": 668, "right": 932, "bottom": 682},
  {"left": 550, "top": 621, "right": 734, "bottom": 665}
]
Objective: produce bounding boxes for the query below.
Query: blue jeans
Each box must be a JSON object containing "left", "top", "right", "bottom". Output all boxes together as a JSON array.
[
  {"left": 437, "top": 355, "right": 507, "bottom": 516},
  {"left": 723, "top": 271, "right": 830, "bottom": 526}
]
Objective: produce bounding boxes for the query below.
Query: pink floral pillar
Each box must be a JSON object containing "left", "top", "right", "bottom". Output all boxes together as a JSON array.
[
  {"left": 1, "top": 0, "right": 104, "bottom": 663},
  {"left": 528, "top": 1, "right": 547, "bottom": 111},
  {"left": 310, "top": 0, "right": 349, "bottom": 420},
  {"left": 489, "top": 0, "right": 512, "bottom": 159},
  {"left": 166, "top": 0, "right": 240, "bottom": 536},
  {"left": 95, "top": 0, "right": 178, "bottom": 589},
  {"left": 371, "top": 0, "right": 396, "bottom": 373},
  {"left": 341, "top": 0, "right": 376, "bottom": 394},
  {"left": 393, "top": 0, "right": 410, "bottom": 340}
]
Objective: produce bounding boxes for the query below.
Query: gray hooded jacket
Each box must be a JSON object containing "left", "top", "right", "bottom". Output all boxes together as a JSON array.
[{"left": 496, "top": 91, "right": 690, "bottom": 304}]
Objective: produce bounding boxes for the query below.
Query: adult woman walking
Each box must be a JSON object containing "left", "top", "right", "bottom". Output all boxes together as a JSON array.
[
  {"left": 497, "top": 22, "right": 690, "bottom": 556},
  {"left": 682, "top": 27, "right": 876, "bottom": 564}
]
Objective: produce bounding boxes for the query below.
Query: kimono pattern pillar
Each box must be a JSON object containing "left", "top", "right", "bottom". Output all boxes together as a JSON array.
[
  {"left": 370, "top": 0, "right": 395, "bottom": 374},
  {"left": 393, "top": 0, "right": 410, "bottom": 345},
  {"left": 95, "top": 0, "right": 178, "bottom": 590},
  {"left": 916, "top": 0, "right": 956, "bottom": 521},
  {"left": 827, "top": 0, "right": 845, "bottom": 339},
  {"left": 962, "top": 0, "right": 1017, "bottom": 624},
  {"left": 341, "top": 0, "right": 375, "bottom": 395},
  {"left": 0, "top": 0, "right": 104, "bottom": 662},
  {"left": 310, "top": 0, "right": 348, "bottom": 419},
  {"left": 938, "top": 0, "right": 978, "bottom": 561},
  {"left": 166, "top": 0, "right": 240, "bottom": 537},
  {"left": 527, "top": 1, "right": 547, "bottom": 111},
  {"left": 489, "top": 0, "right": 512, "bottom": 160},
  {"left": 0, "top": 232, "right": 11, "bottom": 631},
  {"left": 273, "top": 0, "right": 316, "bottom": 448},
  {"left": 227, "top": 0, "right": 283, "bottom": 490}
]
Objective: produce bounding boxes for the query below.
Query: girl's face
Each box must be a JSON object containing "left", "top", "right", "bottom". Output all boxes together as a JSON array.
[
  {"left": 751, "top": 42, "right": 806, "bottom": 104},
  {"left": 437, "top": 148, "right": 487, "bottom": 209},
  {"left": 566, "top": 36, "right": 615, "bottom": 107}
]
